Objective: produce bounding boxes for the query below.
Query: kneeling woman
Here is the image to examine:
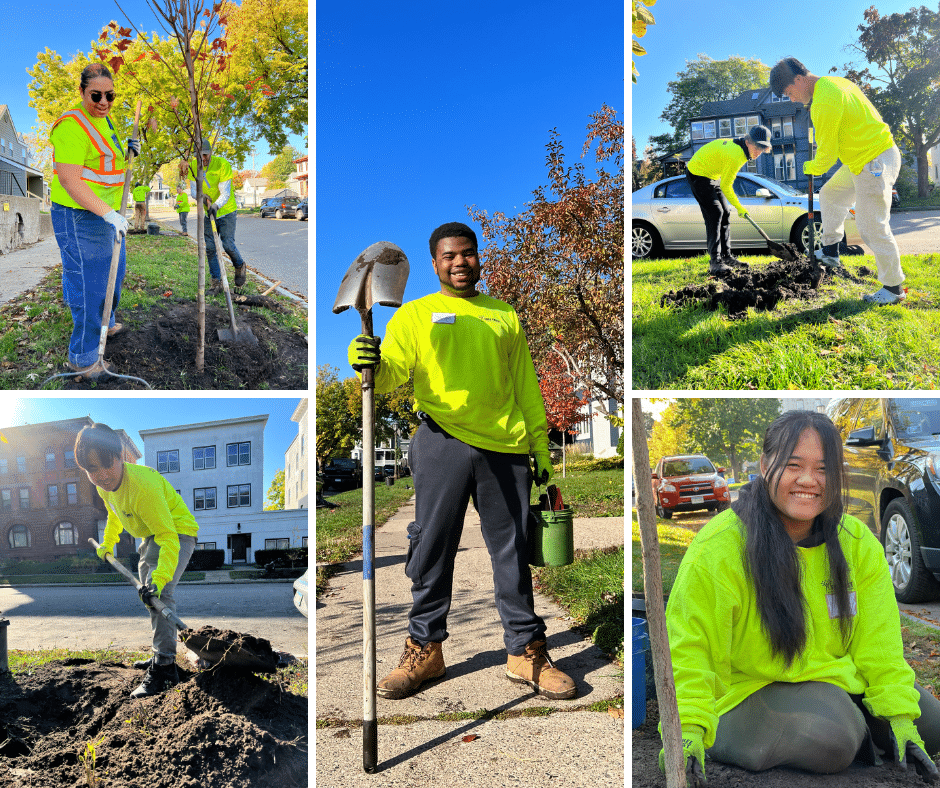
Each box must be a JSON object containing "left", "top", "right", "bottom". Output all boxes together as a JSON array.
[{"left": 662, "top": 410, "right": 940, "bottom": 784}]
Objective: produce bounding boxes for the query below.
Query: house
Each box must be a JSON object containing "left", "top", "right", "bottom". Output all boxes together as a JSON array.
[
  {"left": 139, "top": 415, "right": 308, "bottom": 564},
  {"left": 292, "top": 155, "right": 308, "bottom": 198},
  {"left": 0, "top": 417, "right": 141, "bottom": 562},
  {"left": 567, "top": 396, "right": 622, "bottom": 459},
  {"left": 284, "top": 399, "right": 308, "bottom": 510},
  {"left": 237, "top": 177, "right": 268, "bottom": 208},
  {"left": 0, "top": 105, "right": 44, "bottom": 200}
]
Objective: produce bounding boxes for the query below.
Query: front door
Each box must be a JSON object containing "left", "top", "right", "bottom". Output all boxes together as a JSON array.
[{"left": 230, "top": 534, "right": 249, "bottom": 563}]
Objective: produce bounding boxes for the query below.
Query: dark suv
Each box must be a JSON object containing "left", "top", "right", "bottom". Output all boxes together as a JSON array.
[
  {"left": 828, "top": 397, "right": 940, "bottom": 602},
  {"left": 651, "top": 454, "right": 730, "bottom": 519},
  {"left": 259, "top": 196, "right": 301, "bottom": 219},
  {"left": 323, "top": 457, "right": 362, "bottom": 491}
]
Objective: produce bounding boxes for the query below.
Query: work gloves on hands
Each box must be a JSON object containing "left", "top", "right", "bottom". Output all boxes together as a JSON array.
[
  {"left": 126, "top": 138, "right": 141, "bottom": 157},
  {"left": 737, "top": 208, "right": 748, "bottom": 218},
  {"left": 533, "top": 451, "right": 554, "bottom": 485},
  {"left": 888, "top": 716, "right": 939, "bottom": 782},
  {"left": 348, "top": 335, "right": 381, "bottom": 372},
  {"left": 659, "top": 725, "right": 707, "bottom": 787},
  {"left": 137, "top": 581, "right": 164, "bottom": 610},
  {"left": 102, "top": 210, "right": 129, "bottom": 239}
]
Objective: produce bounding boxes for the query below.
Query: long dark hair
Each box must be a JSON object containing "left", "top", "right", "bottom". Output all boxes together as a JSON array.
[{"left": 732, "top": 410, "right": 853, "bottom": 667}]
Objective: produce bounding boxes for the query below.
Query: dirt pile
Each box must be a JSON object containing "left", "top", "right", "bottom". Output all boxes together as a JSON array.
[
  {"left": 0, "top": 659, "right": 307, "bottom": 788},
  {"left": 660, "top": 257, "right": 873, "bottom": 320},
  {"left": 180, "top": 625, "right": 278, "bottom": 672}
]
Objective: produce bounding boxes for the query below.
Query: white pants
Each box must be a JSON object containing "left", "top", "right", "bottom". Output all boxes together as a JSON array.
[{"left": 819, "top": 145, "right": 903, "bottom": 287}]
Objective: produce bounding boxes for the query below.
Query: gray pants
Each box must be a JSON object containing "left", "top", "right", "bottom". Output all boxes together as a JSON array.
[
  {"left": 709, "top": 680, "right": 940, "bottom": 773},
  {"left": 405, "top": 416, "right": 545, "bottom": 655},
  {"left": 178, "top": 211, "right": 188, "bottom": 234},
  {"left": 138, "top": 534, "right": 197, "bottom": 665}
]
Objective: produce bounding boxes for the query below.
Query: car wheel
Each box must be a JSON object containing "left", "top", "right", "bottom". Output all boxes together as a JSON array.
[
  {"left": 882, "top": 498, "right": 940, "bottom": 603},
  {"left": 793, "top": 215, "right": 823, "bottom": 255},
  {"left": 275, "top": 209, "right": 284, "bottom": 219},
  {"left": 661, "top": 507, "right": 673, "bottom": 520},
  {"left": 716, "top": 502, "right": 729, "bottom": 512},
  {"left": 632, "top": 222, "right": 663, "bottom": 260}
]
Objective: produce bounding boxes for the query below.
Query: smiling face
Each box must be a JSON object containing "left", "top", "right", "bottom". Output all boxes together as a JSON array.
[
  {"left": 432, "top": 236, "right": 481, "bottom": 298},
  {"left": 80, "top": 76, "right": 115, "bottom": 119},
  {"left": 82, "top": 450, "right": 125, "bottom": 493},
  {"left": 762, "top": 427, "right": 828, "bottom": 542}
]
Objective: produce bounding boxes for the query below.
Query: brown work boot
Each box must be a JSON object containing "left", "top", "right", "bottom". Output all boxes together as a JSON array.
[
  {"left": 234, "top": 264, "right": 246, "bottom": 287},
  {"left": 506, "top": 639, "right": 576, "bottom": 699},
  {"left": 208, "top": 278, "right": 224, "bottom": 294},
  {"left": 377, "top": 636, "right": 445, "bottom": 699}
]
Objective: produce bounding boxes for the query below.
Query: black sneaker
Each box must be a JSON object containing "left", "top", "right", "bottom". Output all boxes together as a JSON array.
[
  {"left": 815, "top": 243, "right": 841, "bottom": 268},
  {"left": 234, "top": 265, "right": 246, "bottom": 287},
  {"left": 133, "top": 657, "right": 152, "bottom": 670},
  {"left": 130, "top": 662, "right": 179, "bottom": 698},
  {"left": 708, "top": 259, "right": 733, "bottom": 277}
]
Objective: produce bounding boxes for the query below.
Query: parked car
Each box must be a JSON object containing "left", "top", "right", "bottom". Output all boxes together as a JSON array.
[
  {"left": 259, "top": 196, "right": 301, "bottom": 219},
  {"left": 323, "top": 457, "right": 362, "bottom": 491},
  {"left": 292, "top": 570, "right": 308, "bottom": 617},
  {"left": 294, "top": 199, "right": 308, "bottom": 220},
  {"left": 828, "top": 397, "right": 940, "bottom": 603},
  {"left": 632, "top": 172, "right": 860, "bottom": 260},
  {"left": 651, "top": 454, "right": 731, "bottom": 519},
  {"left": 891, "top": 188, "right": 900, "bottom": 211}
]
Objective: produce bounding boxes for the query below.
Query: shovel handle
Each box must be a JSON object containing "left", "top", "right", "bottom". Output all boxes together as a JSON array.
[
  {"left": 743, "top": 213, "right": 773, "bottom": 243},
  {"left": 88, "top": 538, "right": 188, "bottom": 631}
]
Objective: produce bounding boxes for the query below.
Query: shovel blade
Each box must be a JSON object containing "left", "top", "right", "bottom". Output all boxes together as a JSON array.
[
  {"left": 333, "top": 241, "right": 409, "bottom": 315},
  {"left": 217, "top": 324, "right": 258, "bottom": 346}
]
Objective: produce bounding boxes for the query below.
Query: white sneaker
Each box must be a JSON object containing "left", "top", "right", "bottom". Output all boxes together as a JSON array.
[
  {"left": 814, "top": 246, "right": 841, "bottom": 268},
  {"left": 862, "top": 287, "right": 905, "bottom": 305}
]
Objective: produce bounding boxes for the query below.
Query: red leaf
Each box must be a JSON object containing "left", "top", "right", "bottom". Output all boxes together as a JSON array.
[
  {"left": 461, "top": 735, "right": 478, "bottom": 743},
  {"left": 99, "top": 31, "right": 109, "bottom": 42},
  {"left": 151, "top": 53, "right": 161, "bottom": 62},
  {"left": 115, "top": 40, "right": 131, "bottom": 52},
  {"left": 134, "top": 53, "right": 147, "bottom": 62},
  {"left": 108, "top": 56, "right": 124, "bottom": 74},
  {"left": 118, "top": 26, "right": 132, "bottom": 37}
]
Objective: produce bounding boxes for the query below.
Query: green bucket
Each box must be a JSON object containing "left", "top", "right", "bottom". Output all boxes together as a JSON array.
[{"left": 529, "top": 505, "right": 574, "bottom": 567}]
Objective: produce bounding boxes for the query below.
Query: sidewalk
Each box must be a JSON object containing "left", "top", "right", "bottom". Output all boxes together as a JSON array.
[
  {"left": 0, "top": 235, "right": 62, "bottom": 306},
  {"left": 315, "top": 497, "right": 625, "bottom": 786}
]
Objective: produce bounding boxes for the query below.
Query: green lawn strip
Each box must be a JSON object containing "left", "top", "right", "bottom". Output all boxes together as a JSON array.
[
  {"left": 632, "top": 252, "right": 940, "bottom": 389},
  {"left": 551, "top": 459, "right": 625, "bottom": 518},
  {"left": 0, "top": 571, "right": 205, "bottom": 586},
  {"left": 630, "top": 511, "right": 698, "bottom": 595}
]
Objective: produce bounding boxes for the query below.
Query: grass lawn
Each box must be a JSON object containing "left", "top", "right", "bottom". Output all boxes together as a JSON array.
[
  {"left": 633, "top": 251, "right": 940, "bottom": 389},
  {"left": 551, "top": 455, "right": 625, "bottom": 517}
]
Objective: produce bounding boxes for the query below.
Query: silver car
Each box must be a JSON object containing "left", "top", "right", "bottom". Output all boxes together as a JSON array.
[{"left": 632, "top": 172, "right": 860, "bottom": 259}]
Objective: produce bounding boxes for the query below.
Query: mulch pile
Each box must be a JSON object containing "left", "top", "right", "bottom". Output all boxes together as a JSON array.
[{"left": 0, "top": 658, "right": 306, "bottom": 788}]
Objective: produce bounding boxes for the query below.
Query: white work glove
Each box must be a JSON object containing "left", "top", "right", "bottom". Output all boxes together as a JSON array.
[{"left": 102, "top": 210, "right": 129, "bottom": 239}]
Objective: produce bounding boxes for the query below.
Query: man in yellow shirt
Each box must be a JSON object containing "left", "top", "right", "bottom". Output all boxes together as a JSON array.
[
  {"left": 173, "top": 185, "right": 190, "bottom": 235},
  {"left": 131, "top": 182, "right": 148, "bottom": 233},
  {"left": 347, "top": 222, "right": 575, "bottom": 701},
  {"left": 770, "top": 57, "right": 904, "bottom": 305},
  {"left": 77, "top": 422, "right": 199, "bottom": 698}
]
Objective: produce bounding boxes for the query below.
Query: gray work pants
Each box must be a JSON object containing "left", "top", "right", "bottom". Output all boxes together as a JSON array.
[
  {"left": 708, "top": 680, "right": 940, "bottom": 772},
  {"left": 138, "top": 534, "right": 197, "bottom": 665},
  {"left": 405, "top": 417, "right": 545, "bottom": 655}
]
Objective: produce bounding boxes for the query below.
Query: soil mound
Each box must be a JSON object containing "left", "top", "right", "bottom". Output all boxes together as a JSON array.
[
  {"left": 660, "top": 257, "right": 873, "bottom": 320},
  {"left": 0, "top": 659, "right": 306, "bottom": 788},
  {"left": 180, "top": 625, "right": 278, "bottom": 673}
]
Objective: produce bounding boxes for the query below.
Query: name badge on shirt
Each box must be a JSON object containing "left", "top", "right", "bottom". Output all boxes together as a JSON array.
[
  {"left": 432, "top": 312, "right": 456, "bottom": 324},
  {"left": 826, "top": 591, "right": 857, "bottom": 619}
]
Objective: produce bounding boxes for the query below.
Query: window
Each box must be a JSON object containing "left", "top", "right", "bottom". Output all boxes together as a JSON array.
[
  {"left": 771, "top": 92, "right": 790, "bottom": 103},
  {"left": 193, "top": 446, "right": 216, "bottom": 470},
  {"left": 54, "top": 522, "right": 77, "bottom": 546},
  {"left": 719, "top": 119, "right": 732, "bottom": 137},
  {"left": 17, "top": 457, "right": 26, "bottom": 473},
  {"left": 46, "top": 452, "right": 56, "bottom": 471},
  {"left": 734, "top": 117, "right": 747, "bottom": 136},
  {"left": 194, "top": 487, "right": 217, "bottom": 511},
  {"left": 664, "top": 179, "right": 694, "bottom": 198},
  {"left": 265, "top": 538, "right": 290, "bottom": 550},
  {"left": 301, "top": 536, "right": 308, "bottom": 547},
  {"left": 1, "top": 490, "right": 10, "bottom": 510},
  {"left": 19, "top": 489, "right": 30, "bottom": 509},
  {"left": 747, "top": 115, "right": 760, "bottom": 131},
  {"left": 227, "top": 484, "right": 251, "bottom": 507},
  {"left": 783, "top": 116, "right": 794, "bottom": 138},
  {"left": 67, "top": 483, "right": 78, "bottom": 505},
  {"left": 48, "top": 485, "right": 59, "bottom": 507},
  {"left": 195, "top": 542, "right": 217, "bottom": 550},
  {"left": 691, "top": 121, "right": 704, "bottom": 141},
  {"left": 775, "top": 152, "right": 796, "bottom": 181},
  {"left": 9, "top": 524, "right": 30, "bottom": 548},
  {"left": 64, "top": 451, "right": 76, "bottom": 469},
  {"left": 157, "top": 450, "right": 180, "bottom": 473},
  {"left": 703, "top": 120, "right": 716, "bottom": 139},
  {"left": 227, "top": 442, "right": 251, "bottom": 466},
  {"left": 0, "top": 459, "right": 7, "bottom": 474}
]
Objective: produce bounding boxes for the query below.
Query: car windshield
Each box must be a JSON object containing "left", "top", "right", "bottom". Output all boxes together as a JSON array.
[
  {"left": 663, "top": 457, "right": 715, "bottom": 476},
  {"left": 330, "top": 458, "right": 356, "bottom": 469},
  {"left": 888, "top": 399, "right": 940, "bottom": 437}
]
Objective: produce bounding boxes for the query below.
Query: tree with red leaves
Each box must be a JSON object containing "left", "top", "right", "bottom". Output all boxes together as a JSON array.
[{"left": 538, "top": 348, "right": 589, "bottom": 475}]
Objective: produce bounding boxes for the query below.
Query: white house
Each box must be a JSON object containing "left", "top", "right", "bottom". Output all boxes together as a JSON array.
[
  {"left": 285, "top": 399, "right": 308, "bottom": 509},
  {"left": 569, "top": 396, "right": 622, "bottom": 458},
  {"left": 138, "top": 414, "right": 308, "bottom": 564},
  {"left": 237, "top": 177, "right": 268, "bottom": 208}
]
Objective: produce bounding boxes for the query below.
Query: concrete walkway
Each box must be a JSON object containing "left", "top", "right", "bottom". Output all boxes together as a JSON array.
[{"left": 315, "top": 496, "right": 625, "bottom": 786}]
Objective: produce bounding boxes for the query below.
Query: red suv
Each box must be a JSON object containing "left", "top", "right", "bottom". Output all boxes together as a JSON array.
[{"left": 651, "top": 454, "right": 731, "bottom": 519}]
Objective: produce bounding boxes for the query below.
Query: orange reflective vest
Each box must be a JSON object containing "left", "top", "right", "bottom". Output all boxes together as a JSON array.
[{"left": 51, "top": 108, "right": 126, "bottom": 189}]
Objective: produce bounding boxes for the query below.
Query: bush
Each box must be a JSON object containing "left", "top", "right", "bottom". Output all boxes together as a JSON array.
[
  {"left": 185, "top": 549, "right": 225, "bottom": 571},
  {"left": 616, "top": 431, "right": 624, "bottom": 457},
  {"left": 895, "top": 163, "right": 919, "bottom": 202},
  {"left": 254, "top": 547, "right": 308, "bottom": 568}
]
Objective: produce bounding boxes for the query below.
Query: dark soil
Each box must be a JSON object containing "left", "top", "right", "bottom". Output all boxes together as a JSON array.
[
  {"left": 50, "top": 301, "right": 307, "bottom": 390},
  {"left": 660, "top": 255, "right": 875, "bottom": 320},
  {"left": 633, "top": 697, "right": 935, "bottom": 788},
  {"left": 180, "top": 625, "right": 278, "bottom": 673},
  {"left": 0, "top": 658, "right": 307, "bottom": 788}
]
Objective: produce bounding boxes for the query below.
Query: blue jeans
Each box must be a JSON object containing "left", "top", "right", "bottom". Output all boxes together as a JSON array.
[
  {"left": 178, "top": 211, "right": 188, "bottom": 234},
  {"left": 204, "top": 211, "right": 245, "bottom": 279},
  {"left": 51, "top": 204, "right": 124, "bottom": 368}
]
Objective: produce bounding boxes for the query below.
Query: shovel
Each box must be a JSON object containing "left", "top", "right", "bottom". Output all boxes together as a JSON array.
[
  {"left": 88, "top": 538, "right": 276, "bottom": 672},
  {"left": 209, "top": 208, "right": 257, "bottom": 345},
  {"left": 743, "top": 214, "right": 797, "bottom": 261},
  {"left": 332, "top": 241, "right": 410, "bottom": 774}
]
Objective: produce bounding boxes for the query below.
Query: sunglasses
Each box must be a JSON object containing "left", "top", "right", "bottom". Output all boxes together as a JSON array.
[{"left": 89, "top": 91, "right": 116, "bottom": 103}]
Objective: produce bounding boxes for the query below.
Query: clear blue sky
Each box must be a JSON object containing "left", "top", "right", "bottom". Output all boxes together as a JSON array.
[
  {"left": 4, "top": 0, "right": 305, "bottom": 167},
  {"left": 0, "top": 397, "right": 303, "bottom": 498},
  {"left": 632, "top": 0, "right": 921, "bottom": 153},
  {"left": 316, "top": 0, "right": 625, "bottom": 373}
]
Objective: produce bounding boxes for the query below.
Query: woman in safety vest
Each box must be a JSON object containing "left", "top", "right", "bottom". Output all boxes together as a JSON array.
[
  {"left": 50, "top": 63, "right": 140, "bottom": 381},
  {"left": 660, "top": 410, "right": 940, "bottom": 785}
]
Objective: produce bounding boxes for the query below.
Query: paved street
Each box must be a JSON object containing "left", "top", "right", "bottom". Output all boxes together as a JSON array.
[{"left": 0, "top": 581, "right": 307, "bottom": 658}]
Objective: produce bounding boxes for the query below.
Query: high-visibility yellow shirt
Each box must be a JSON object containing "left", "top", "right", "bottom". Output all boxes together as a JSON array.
[
  {"left": 98, "top": 463, "right": 199, "bottom": 589},
  {"left": 686, "top": 138, "right": 748, "bottom": 215},
  {"left": 369, "top": 292, "right": 550, "bottom": 455},
  {"left": 50, "top": 103, "right": 127, "bottom": 210},
  {"left": 174, "top": 193, "right": 190, "bottom": 212},
  {"left": 132, "top": 184, "right": 148, "bottom": 203},
  {"left": 666, "top": 507, "right": 921, "bottom": 750},
  {"left": 188, "top": 155, "right": 237, "bottom": 218},
  {"left": 807, "top": 76, "right": 894, "bottom": 176}
]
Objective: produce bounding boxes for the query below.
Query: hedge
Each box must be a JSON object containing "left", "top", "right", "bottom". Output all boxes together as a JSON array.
[
  {"left": 185, "top": 549, "right": 225, "bottom": 571},
  {"left": 254, "top": 547, "right": 308, "bottom": 568}
]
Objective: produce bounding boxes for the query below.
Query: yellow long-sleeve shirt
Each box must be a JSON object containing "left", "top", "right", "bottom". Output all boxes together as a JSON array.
[
  {"left": 372, "top": 292, "right": 549, "bottom": 455},
  {"left": 806, "top": 76, "right": 894, "bottom": 176},
  {"left": 667, "top": 507, "right": 921, "bottom": 749},
  {"left": 686, "top": 138, "right": 748, "bottom": 215},
  {"left": 98, "top": 463, "right": 199, "bottom": 588}
]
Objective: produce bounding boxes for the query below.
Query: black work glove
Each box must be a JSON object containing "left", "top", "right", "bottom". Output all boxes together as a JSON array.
[
  {"left": 889, "top": 716, "right": 939, "bottom": 783},
  {"left": 348, "top": 335, "right": 381, "bottom": 372},
  {"left": 138, "top": 583, "right": 158, "bottom": 610}
]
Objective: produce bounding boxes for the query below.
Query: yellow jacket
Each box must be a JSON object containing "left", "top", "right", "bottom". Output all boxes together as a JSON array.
[
  {"left": 188, "top": 155, "right": 237, "bottom": 218},
  {"left": 686, "top": 139, "right": 748, "bottom": 214}
]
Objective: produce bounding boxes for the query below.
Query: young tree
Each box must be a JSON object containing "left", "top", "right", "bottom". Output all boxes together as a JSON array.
[
  {"left": 265, "top": 468, "right": 285, "bottom": 510},
  {"left": 259, "top": 144, "right": 301, "bottom": 188},
  {"left": 538, "top": 349, "right": 588, "bottom": 477},
  {"left": 470, "top": 105, "right": 624, "bottom": 419}
]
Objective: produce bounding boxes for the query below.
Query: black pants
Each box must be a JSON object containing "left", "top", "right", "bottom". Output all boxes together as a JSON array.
[
  {"left": 687, "top": 170, "right": 732, "bottom": 263},
  {"left": 405, "top": 417, "right": 546, "bottom": 655}
]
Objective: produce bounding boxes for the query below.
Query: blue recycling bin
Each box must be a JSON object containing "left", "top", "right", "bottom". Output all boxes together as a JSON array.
[{"left": 633, "top": 617, "right": 650, "bottom": 729}]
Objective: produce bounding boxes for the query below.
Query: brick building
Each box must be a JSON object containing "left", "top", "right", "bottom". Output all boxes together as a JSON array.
[{"left": 0, "top": 417, "right": 141, "bottom": 562}]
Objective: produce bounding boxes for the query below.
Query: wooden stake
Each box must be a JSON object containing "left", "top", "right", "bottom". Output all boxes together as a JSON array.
[{"left": 261, "top": 281, "right": 282, "bottom": 296}]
